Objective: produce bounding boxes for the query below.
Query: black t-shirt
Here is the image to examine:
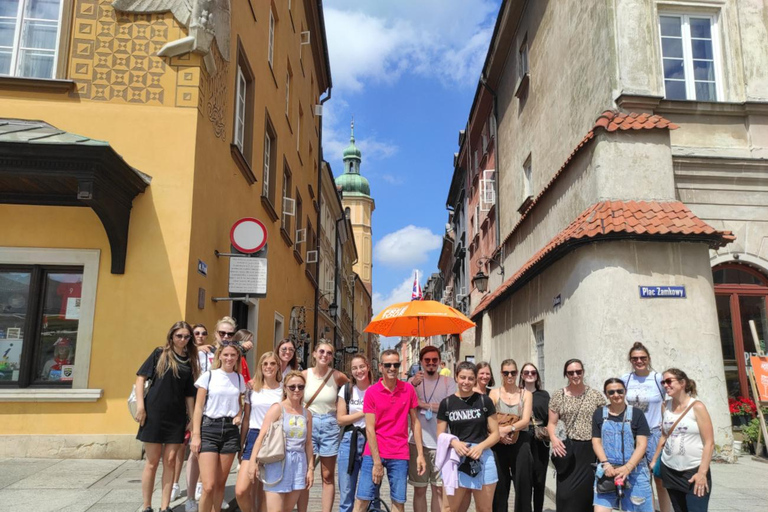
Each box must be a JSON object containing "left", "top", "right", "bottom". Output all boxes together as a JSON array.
[
  {"left": 438, "top": 392, "right": 496, "bottom": 444},
  {"left": 531, "top": 389, "right": 550, "bottom": 426},
  {"left": 591, "top": 406, "right": 650, "bottom": 438},
  {"left": 137, "top": 348, "right": 196, "bottom": 418}
]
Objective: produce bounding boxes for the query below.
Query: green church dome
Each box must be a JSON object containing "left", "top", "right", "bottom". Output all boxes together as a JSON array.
[{"left": 335, "top": 119, "right": 371, "bottom": 197}]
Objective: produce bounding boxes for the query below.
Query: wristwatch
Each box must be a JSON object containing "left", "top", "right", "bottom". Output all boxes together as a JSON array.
[{"left": 511, "top": 426, "right": 516, "bottom": 432}]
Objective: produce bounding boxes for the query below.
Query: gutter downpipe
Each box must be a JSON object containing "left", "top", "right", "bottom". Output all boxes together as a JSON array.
[{"left": 313, "top": 86, "right": 332, "bottom": 369}]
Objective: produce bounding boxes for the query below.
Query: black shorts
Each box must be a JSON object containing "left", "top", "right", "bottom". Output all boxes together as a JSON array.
[{"left": 200, "top": 416, "right": 241, "bottom": 454}]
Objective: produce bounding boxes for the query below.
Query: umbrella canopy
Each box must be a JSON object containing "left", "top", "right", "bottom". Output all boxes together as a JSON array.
[{"left": 364, "top": 300, "right": 475, "bottom": 338}]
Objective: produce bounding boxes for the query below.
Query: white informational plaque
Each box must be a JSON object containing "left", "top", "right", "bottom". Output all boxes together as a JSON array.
[{"left": 228, "top": 257, "right": 268, "bottom": 295}]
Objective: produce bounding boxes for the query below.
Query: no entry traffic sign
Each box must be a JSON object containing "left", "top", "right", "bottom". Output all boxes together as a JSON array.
[{"left": 230, "top": 218, "right": 267, "bottom": 254}]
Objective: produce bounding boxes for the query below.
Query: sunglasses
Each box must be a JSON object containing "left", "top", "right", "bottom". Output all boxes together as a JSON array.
[
  {"left": 382, "top": 362, "right": 401, "bottom": 369},
  {"left": 566, "top": 370, "right": 584, "bottom": 376},
  {"left": 317, "top": 349, "right": 333, "bottom": 356},
  {"left": 262, "top": 361, "right": 278, "bottom": 367},
  {"left": 287, "top": 384, "right": 305, "bottom": 391},
  {"left": 630, "top": 356, "right": 648, "bottom": 362},
  {"left": 606, "top": 389, "right": 625, "bottom": 396},
  {"left": 661, "top": 378, "right": 678, "bottom": 386},
  {"left": 522, "top": 370, "right": 537, "bottom": 376},
  {"left": 423, "top": 357, "right": 439, "bottom": 364},
  {"left": 173, "top": 334, "right": 191, "bottom": 340},
  {"left": 501, "top": 370, "right": 518, "bottom": 377},
  {"left": 194, "top": 331, "right": 208, "bottom": 336},
  {"left": 218, "top": 330, "right": 235, "bottom": 338},
  {"left": 280, "top": 347, "right": 295, "bottom": 353}
]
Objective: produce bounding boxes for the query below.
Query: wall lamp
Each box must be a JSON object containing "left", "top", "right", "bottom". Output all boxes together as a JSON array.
[{"left": 472, "top": 256, "right": 504, "bottom": 294}]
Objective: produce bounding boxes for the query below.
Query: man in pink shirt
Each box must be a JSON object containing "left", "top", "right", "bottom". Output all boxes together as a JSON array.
[{"left": 354, "top": 349, "right": 426, "bottom": 512}]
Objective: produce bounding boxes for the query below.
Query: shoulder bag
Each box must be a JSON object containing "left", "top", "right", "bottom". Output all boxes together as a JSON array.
[
  {"left": 651, "top": 400, "right": 696, "bottom": 478},
  {"left": 256, "top": 406, "right": 286, "bottom": 485},
  {"left": 128, "top": 378, "right": 151, "bottom": 420},
  {"left": 496, "top": 389, "right": 523, "bottom": 444},
  {"left": 305, "top": 369, "right": 334, "bottom": 409}
]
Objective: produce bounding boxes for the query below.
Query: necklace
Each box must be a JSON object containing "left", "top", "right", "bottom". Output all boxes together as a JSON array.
[{"left": 458, "top": 392, "right": 475, "bottom": 403}]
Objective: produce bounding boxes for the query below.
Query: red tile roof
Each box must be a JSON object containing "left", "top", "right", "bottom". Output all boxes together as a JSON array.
[
  {"left": 497, "top": 111, "right": 680, "bottom": 253},
  {"left": 471, "top": 200, "right": 734, "bottom": 318}
]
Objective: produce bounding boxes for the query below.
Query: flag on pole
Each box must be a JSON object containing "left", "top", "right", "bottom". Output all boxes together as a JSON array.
[{"left": 411, "top": 271, "right": 423, "bottom": 301}]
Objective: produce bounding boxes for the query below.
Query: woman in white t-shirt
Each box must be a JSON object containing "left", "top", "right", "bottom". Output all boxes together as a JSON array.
[
  {"left": 336, "top": 354, "right": 373, "bottom": 512},
  {"left": 235, "top": 351, "right": 283, "bottom": 512},
  {"left": 622, "top": 342, "right": 670, "bottom": 512},
  {"left": 191, "top": 344, "right": 246, "bottom": 512}
]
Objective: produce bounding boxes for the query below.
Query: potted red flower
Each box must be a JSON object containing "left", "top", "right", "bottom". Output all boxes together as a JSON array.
[{"left": 729, "top": 396, "right": 757, "bottom": 428}]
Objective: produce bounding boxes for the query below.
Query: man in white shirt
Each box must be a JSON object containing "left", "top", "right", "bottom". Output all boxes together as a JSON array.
[{"left": 409, "top": 346, "right": 456, "bottom": 512}]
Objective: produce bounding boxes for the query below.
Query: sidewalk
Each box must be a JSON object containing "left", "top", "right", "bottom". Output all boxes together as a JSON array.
[{"left": 1, "top": 454, "right": 763, "bottom": 511}]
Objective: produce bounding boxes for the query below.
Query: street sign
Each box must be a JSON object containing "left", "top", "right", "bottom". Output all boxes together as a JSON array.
[
  {"left": 639, "top": 285, "right": 686, "bottom": 298},
  {"left": 228, "top": 257, "right": 267, "bottom": 294},
  {"left": 230, "top": 218, "right": 267, "bottom": 254},
  {"left": 344, "top": 346, "right": 357, "bottom": 354},
  {"left": 197, "top": 259, "right": 208, "bottom": 276}
]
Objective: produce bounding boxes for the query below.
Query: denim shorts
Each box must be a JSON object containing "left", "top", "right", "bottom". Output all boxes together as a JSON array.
[
  {"left": 356, "top": 456, "right": 408, "bottom": 504},
  {"left": 241, "top": 428, "right": 261, "bottom": 460},
  {"left": 457, "top": 445, "right": 498, "bottom": 490},
  {"left": 311, "top": 413, "right": 341, "bottom": 457},
  {"left": 594, "top": 465, "right": 653, "bottom": 512},
  {"left": 200, "top": 416, "right": 240, "bottom": 454},
  {"left": 263, "top": 450, "right": 308, "bottom": 493}
]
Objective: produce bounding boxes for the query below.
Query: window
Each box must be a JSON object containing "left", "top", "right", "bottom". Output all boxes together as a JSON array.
[
  {"left": 306, "top": 220, "right": 317, "bottom": 281},
  {"left": 294, "top": 192, "right": 303, "bottom": 260},
  {"left": 518, "top": 36, "right": 529, "bottom": 77},
  {"left": 234, "top": 67, "right": 247, "bottom": 152},
  {"left": 523, "top": 155, "right": 532, "bottom": 198},
  {"left": 533, "top": 322, "right": 544, "bottom": 388},
  {"left": 281, "top": 164, "right": 292, "bottom": 236},
  {"left": 268, "top": 9, "right": 275, "bottom": 67},
  {"left": 262, "top": 116, "right": 277, "bottom": 207},
  {"left": 297, "top": 104, "right": 303, "bottom": 153},
  {"left": 0, "top": 0, "right": 69, "bottom": 79},
  {"left": 274, "top": 312, "right": 284, "bottom": 345},
  {"left": 285, "top": 67, "right": 291, "bottom": 118},
  {"left": 659, "top": 14, "right": 720, "bottom": 101}
]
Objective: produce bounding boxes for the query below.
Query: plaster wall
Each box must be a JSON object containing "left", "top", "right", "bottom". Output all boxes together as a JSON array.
[
  {"left": 478, "top": 240, "right": 734, "bottom": 458},
  {"left": 495, "top": 0, "right": 616, "bottom": 239}
]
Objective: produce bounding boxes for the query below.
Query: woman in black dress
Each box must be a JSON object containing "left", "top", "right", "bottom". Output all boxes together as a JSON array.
[
  {"left": 519, "top": 363, "right": 550, "bottom": 512},
  {"left": 135, "top": 321, "right": 200, "bottom": 512}
]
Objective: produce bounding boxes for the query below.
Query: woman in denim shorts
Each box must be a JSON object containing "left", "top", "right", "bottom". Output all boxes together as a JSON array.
[
  {"left": 299, "top": 341, "right": 348, "bottom": 512},
  {"left": 249, "top": 371, "right": 314, "bottom": 512},
  {"left": 437, "top": 362, "right": 500, "bottom": 512},
  {"left": 191, "top": 343, "right": 246, "bottom": 512},
  {"left": 236, "top": 352, "right": 282, "bottom": 512}
]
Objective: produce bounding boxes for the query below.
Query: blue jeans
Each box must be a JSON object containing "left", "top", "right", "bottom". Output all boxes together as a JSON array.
[
  {"left": 312, "top": 413, "right": 342, "bottom": 457},
  {"left": 338, "top": 430, "right": 366, "bottom": 512},
  {"left": 356, "top": 455, "right": 408, "bottom": 504}
]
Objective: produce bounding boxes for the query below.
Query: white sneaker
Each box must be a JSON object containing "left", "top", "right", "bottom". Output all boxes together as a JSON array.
[
  {"left": 195, "top": 482, "right": 202, "bottom": 501},
  {"left": 221, "top": 499, "right": 229, "bottom": 510},
  {"left": 185, "top": 499, "right": 199, "bottom": 512},
  {"left": 171, "top": 483, "right": 180, "bottom": 501}
]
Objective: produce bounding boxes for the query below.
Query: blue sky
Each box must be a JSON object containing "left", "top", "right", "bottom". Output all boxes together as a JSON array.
[{"left": 322, "top": 0, "right": 501, "bottom": 338}]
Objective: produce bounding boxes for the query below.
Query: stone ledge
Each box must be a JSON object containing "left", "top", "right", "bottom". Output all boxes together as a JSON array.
[
  {"left": 0, "top": 434, "right": 142, "bottom": 459},
  {"left": 0, "top": 388, "right": 103, "bottom": 402}
]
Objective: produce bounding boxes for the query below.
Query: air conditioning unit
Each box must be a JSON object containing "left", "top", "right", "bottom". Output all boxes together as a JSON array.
[
  {"left": 282, "top": 197, "right": 296, "bottom": 216},
  {"left": 306, "top": 250, "right": 318, "bottom": 263},
  {"left": 314, "top": 104, "right": 323, "bottom": 116},
  {"left": 300, "top": 31, "right": 311, "bottom": 45},
  {"left": 479, "top": 169, "right": 496, "bottom": 212},
  {"left": 295, "top": 228, "right": 306, "bottom": 244}
]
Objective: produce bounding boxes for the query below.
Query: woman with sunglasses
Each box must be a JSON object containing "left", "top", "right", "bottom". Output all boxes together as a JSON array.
[
  {"left": 235, "top": 351, "right": 283, "bottom": 512},
  {"left": 191, "top": 343, "right": 247, "bottom": 512},
  {"left": 622, "top": 342, "right": 671, "bottom": 512},
  {"left": 437, "top": 361, "right": 500, "bottom": 512},
  {"left": 276, "top": 338, "right": 301, "bottom": 378},
  {"left": 336, "top": 354, "right": 373, "bottom": 512},
  {"left": 651, "top": 369, "right": 714, "bottom": 512},
  {"left": 592, "top": 378, "right": 653, "bottom": 512},
  {"left": 198, "top": 317, "right": 238, "bottom": 374},
  {"left": 135, "top": 321, "right": 199, "bottom": 512},
  {"left": 548, "top": 359, "right": 606, "bottom": 512},
  {"left": 475, "top": 362, "right": 496, "bottom": 395},
  {"left": 298, "top": 341, "right": 349, "bottom": 512},
  {"left": 519, "top": 363, "right": 550, "bottom": 512},
  {"left": 232, "top": 329, "right": 255, "bottom": 382},
  {"left": 489, "top": 359, "right": 533, "bottom": 512},
  {"left": 249, "top": 371, "right": 314, "bottom": 512}
]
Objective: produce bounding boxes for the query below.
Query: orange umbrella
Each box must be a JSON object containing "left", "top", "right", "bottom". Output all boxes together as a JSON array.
[{"left": 364, "top": 300, "right": 475, "bottom": 338}]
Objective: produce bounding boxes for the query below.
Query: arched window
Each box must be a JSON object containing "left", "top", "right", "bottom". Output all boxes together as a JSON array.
[{"left": 713, "top": 263, "right": 768, "bottom": 397}]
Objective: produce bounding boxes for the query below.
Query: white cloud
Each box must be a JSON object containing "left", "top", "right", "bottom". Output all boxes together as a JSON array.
[
  {"left": 374, "top": 226, "right": 442, "bottom": 268},
  {"left": 380, "top": 174, "right": 404, "bottom": 185},
  {"left": 324, "top": 0, "right": 498, "bottom": 92},
  {"left": 372, "top": 271, "right": 421, "bottom": 313}
]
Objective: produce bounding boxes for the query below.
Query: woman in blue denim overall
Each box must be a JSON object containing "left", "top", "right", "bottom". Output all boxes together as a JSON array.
[{"left": 592, "top": 378, "right": 653, "bottom": 512}]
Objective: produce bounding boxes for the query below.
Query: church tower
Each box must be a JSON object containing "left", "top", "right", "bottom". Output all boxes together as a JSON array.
[{"left": 335, "top": 121, "right": 375, "bottom": 293}]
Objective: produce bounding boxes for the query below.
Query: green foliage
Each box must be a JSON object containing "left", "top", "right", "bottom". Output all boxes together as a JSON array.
[{"left": 743, "top": 418, "right": 760, "bottom": 446}]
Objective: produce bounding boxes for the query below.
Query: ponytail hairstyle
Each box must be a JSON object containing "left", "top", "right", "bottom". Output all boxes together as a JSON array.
[
  {"left": 232, "top": 329, "right": 254, "bottom": 353},
  {"left": 628, "top": 341, "right": 653, "bottom": 369},
  {"left": 475, "top": 361, "right": 496, "bottom": 387},
  {"left": 157, "top": 321, "right": 199, "bottom": 380},
  {"left": 350, "top": 353, "right": 373, "bottom": 386},
  {"left": 664, "top": 368, "right": 697, "bottom": 397}
]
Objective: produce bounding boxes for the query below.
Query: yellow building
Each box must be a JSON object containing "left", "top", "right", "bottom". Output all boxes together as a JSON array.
[{"left": 0, "top": 0, "right": 331, "bottom": 458}]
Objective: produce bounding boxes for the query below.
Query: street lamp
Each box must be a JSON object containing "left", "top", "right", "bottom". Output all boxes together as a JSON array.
[
  {"left": 329, "top": 302, "right": 338, "bottom": 319},
  {"left": 472, "top": 256, "right": 504, "bottom": 294}
]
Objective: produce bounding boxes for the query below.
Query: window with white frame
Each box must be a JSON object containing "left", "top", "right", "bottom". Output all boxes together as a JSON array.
[
  {"left": 0, "top": 0, "right": 65, "bottom": 78},
  {"left": 268, "top": 9, "right": 275, "bottom": 67},
  {"left": 533, "top": 322, "right": 544, "bottom": 388},
  {"left": 518, "top": 35, "right": 529, "bottom": 78},
  {"left": 285, "top": 68, "right": 291, "bottom": 117},
  {"left": 263, "top": 117, "right": 277, "bottom": 204},
  {"left": 234, "top": 65, "right": 247, "bottom": 152},
  {"left": 659, "top": 14, "right": 720, "bottom": 102}
]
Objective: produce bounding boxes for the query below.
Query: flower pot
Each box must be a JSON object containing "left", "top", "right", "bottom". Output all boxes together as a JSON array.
[{"left": 731, "top": 414, "right": 750, "bottom": 428}]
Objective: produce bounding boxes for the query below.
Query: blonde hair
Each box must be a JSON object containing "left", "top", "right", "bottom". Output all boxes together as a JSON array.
[
  {"left": 215, "top": 316, "right": 237, "bottom": 333},
  {"left": 157, "top": 321, "right": 200, "bottom": 380},
  {"left": 212, "top": 343, "right": 242, "bottom": 373},
  {"left": 283, "top": 370, "right": 306, "bottom": 400},
  {"left": 250, "top": 351, "right": 282, "bottom": 392},
  {"left": 312, "top": 340, "right": 334, "bottom": 367}
]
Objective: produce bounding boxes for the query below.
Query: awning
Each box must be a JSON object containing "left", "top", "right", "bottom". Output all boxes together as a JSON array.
[{"left": 0, "top": 118, "right": 151, "bottom": 274}]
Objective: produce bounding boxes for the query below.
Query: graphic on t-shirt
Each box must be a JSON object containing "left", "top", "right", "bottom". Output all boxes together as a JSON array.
[
  {"left": 446, "top": 408, "right": 484, "bottom": 422},
  {"left": 629, "top": 389, "right": 651, "bottom": 413},
  {"left": 663, "top": 420, "right": 689, "bottom": 456},
  {"left": 288, "top": 415, "right": 306, "bottom": 439}
]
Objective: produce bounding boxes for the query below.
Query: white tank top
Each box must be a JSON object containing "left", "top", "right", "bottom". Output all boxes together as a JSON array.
[
  {"left": 661, "top": 399, "right": 703, "bottom": 471},
  {"left": 303, "top": 368, "right": 338, "bottom": 415}
]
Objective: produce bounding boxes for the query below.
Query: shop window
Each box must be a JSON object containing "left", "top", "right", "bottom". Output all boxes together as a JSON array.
[{"left": 0, "top": 265, "right": 82, "bottom": 387}]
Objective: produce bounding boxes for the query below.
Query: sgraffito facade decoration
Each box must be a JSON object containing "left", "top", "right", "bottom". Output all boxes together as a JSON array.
[{"left": 199, "top": 45, "right": 228, "bottom": 140}]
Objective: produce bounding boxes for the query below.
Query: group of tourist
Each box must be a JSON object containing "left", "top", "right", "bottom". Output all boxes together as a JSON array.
[{"left": 134, "top": 318, "right": 715, "bottom": 512}]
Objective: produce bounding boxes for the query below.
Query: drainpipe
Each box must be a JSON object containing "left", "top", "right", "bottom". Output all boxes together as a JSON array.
[{"left": 313, "top": 86, "right": 332, "bottom": 369}]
